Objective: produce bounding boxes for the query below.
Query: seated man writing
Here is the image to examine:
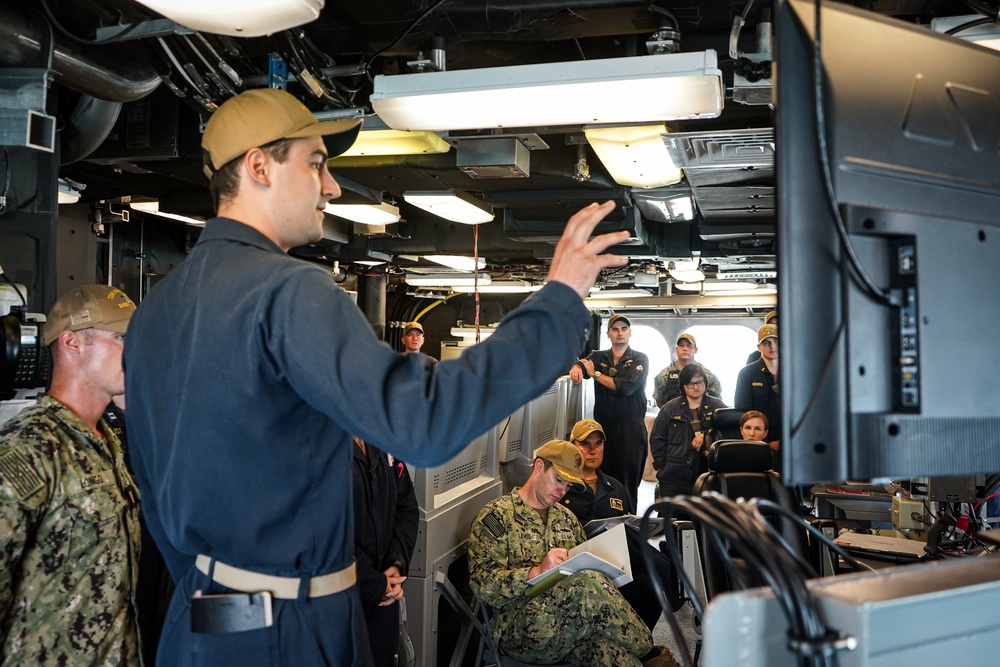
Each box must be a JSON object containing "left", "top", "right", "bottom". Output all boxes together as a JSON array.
[{"left": 469, "top": 440, "right": 679, "bottom": 667}]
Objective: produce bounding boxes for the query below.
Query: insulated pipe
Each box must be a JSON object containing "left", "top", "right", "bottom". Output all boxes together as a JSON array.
[{"left": 0, "top": 4, "right": 161, "bottom": 102}]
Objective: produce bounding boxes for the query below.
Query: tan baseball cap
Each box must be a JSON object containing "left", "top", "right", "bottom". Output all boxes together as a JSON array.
[
  {"left": 201, "top": 88, "right": 363, "bottom": 178},
  {"left": 44, "top": 285, "right": 136, "bottom": 346},
  {"left": 403, "top": 321, "right": 423, "bottom": 335},
  {"left": 765, "top": 310, "right": 777, "bottom": 324},
  {"left": 607, "top": 314, "right": 631, "bottom": 329},
  {"left": 677, "top": 332, "right": 697, "bottom": 347},
  {"left": 534, "top": 440, "right": 585, "bottom": 487},
  {"left": 570, "top": 419, "right": 605, "bottom": 443},
  {"left": 757, "top": 324, "right": 778, "bottom": 344}
]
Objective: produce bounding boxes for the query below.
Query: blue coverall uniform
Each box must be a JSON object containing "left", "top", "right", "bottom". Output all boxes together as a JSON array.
[
  {"left": 123, "top": 218, "right": 591, "bottom": 666},
  {"left": 583, "top": 346, "right": 649, "bottom": 510}
]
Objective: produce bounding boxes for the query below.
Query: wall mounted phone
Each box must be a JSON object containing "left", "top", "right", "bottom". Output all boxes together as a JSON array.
[{"left": 1, "top": 314, "right": 51, "bottom": 400}]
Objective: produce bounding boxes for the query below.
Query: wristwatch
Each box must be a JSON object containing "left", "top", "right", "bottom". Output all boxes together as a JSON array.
[{"left": 593, "top": 371, "right": 603, "bottom": 378}]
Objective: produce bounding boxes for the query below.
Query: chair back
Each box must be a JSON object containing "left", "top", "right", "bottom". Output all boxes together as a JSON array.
[
  {"left": 693, "top": 439, "right": 805, "bottom": 601},
  {"left": 707, "top": 408, "right": 744, "bottom": 445}
]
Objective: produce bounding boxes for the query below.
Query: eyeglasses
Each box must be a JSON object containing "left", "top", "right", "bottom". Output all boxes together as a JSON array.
[{"left": 687, "top": 380, "right": 706, "bottom": 388}]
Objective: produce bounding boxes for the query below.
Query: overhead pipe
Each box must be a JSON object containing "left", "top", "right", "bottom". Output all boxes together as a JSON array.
[
  {"left": 0, "top": 4, "right": 161, "bottom": 103},
  {"left": 59, "top": 93, "right": 122, "bottom": 164}
]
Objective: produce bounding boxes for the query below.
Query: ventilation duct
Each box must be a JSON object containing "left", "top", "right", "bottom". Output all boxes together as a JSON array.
[{"left": 0, "top": 4, "right": 161, "bottom": 103}]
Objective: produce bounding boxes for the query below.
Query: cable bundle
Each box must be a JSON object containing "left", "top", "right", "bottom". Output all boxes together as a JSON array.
[{"left": 641, "top": 492, "right": 863, "bottom": 667}]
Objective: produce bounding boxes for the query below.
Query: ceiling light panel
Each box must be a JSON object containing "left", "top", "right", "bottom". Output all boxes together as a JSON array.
[
  {"left": 404, "top": 273, "right": 493, "bottom": 287},
  {"left": 584, "top": 124, "right": 682, "bottom": 188},
  {"left": 423, "top": 255, "right": 486, "bottom": 271},
  {"left": 132, "top": 0, "right": 323, "bottom": 37},
  {"left": 402, "top": 191, "right": 494, "bottom": 224},
  {"left": 337, "top": 129, "right": 450, "bottom": 157},
  {"left": 323, "top": 202, "right": 401, "bottom": 225},
  {"left": 372, "top": 52, "right": 723, "bottom": 131}
]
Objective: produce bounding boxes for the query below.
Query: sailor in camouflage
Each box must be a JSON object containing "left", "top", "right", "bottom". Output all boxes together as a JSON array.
[
  {"left": 0, "top": 285, "right": 141, "bottom": 666},
  {"left": 469, "top": 440, "right": 677, "bottom": 667}
]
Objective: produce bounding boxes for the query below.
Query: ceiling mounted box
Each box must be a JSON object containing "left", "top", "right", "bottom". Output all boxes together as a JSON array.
[
  {"left": 504, "top": 204, "right": 646, "bottom": 246},
  {"left": 456, "top": 138, "right": 530, "bottom": 179}
]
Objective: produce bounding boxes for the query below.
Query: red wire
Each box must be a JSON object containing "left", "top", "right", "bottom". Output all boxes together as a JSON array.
[{"left": 474, "top": 224, "right": 480, "bottom": 344}]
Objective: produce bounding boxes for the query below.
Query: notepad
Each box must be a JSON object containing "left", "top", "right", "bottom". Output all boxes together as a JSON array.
[{"left": 525, "top": 523, "right": 632, "bottom": 597}]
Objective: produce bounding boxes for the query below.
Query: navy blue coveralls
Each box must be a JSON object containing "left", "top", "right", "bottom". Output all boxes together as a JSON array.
[
  {"left": 583, "top": 346, "right": 649, "bottom": 510},
  {"left": 123, "top": 218, "right": 591, "bottom": 667},
  {"left": 650, "top": 395, "right": 728, "bottom": 497}
]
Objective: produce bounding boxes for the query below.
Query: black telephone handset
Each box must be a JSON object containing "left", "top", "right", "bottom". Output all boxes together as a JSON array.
[{"left": 1, "top": 315, "right": 51, "bottom": 400}]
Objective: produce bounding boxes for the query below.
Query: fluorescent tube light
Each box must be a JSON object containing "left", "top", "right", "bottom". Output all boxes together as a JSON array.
[
  {"left": 57, "top": 178, "right": 82, "bottom": 204},
  {"left": 450, "top": 326, "right": 497, "bottom": 339},
  {"left": 668, "top": 258, "right": 705, "bottom": 282},
  {"left": 129, "top": 200, "right": 206, "bottom": 226},
  {"left": 671, "top": 258, "right": 700, "bottom": 272},
  {"left": 131, "top": 0, "right": 323, "bottom": 37},
  {"left": 587, "top": 288, "right": 653, "bottom": 298},
  {"left": 403, "top": 191, "right": 494, "bottom": 225},
  {"left": 337, "top": 129, "right": 450, "bottom": 157},
  {"left": 323, "top": 202, "right": 401, "bottom": 225},
  {"left": 423, "top": 255, "right": 486, "bottom": 271},
  {"left": 371, "top": 51, "right": 723, "bottom": 131},
  {"left": 404, "top": 273, "right": 492, "bottom": 287},
  {"left": 452, "top": 280, "right": 541, "bottom": 294},
  {"left": 674, "top": 280, "right": 772, "bottom": 293},
  {"left": 669, "top": 269, "right": 706, "bottom": 283},
  {"left": 584, "top": 124, "right": 682, "bottom": 188}
]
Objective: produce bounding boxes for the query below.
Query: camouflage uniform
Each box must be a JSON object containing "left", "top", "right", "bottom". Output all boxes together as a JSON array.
[
  {"left": 469, "top": 489, "right": 653, "bottom": 667},
  {"left": 652, "top": 361, "right": 722, "bottom": 406},
  {"left": 0, "top": 395, "right": 142, "bottom": 666}
]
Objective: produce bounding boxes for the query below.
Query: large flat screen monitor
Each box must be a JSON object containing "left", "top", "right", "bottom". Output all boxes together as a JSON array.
[{"left": 777, "top": 0, "right": 1000, "bottom": 483}]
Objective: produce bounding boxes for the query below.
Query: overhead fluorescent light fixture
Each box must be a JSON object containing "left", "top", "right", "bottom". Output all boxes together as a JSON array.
[
  {"left": 371, "top": 51, "right": 723, "bottom": 131},
  {"left": 423, "top": 255, "right": 486, "bottom": 271},
  {"left": 668, "top": 258, "right": 702, "bottom": 282},
  {"left": 674, "top": 280, "right": 774, "bottom": 294},
  {"left": 404, "top": 273, "right": 492, "bottom": 287},
  {"left": 587, "top": 288, "right": 654, "bottom": 298},
  {"left": 452, "top": 280, "right": 542, "bottom": 294},
  {"left": 338, "top": 129, "right": 450, "bottom": 157},
  {"left": 451, "top": 326, "right": 497, "bottom": 339},
  {"left": 584, "top": 124, "right": 682, "bottom": 188},
  {"left": 57, "top": 178, "right": 83, "bottom": 204},
  {"left": 323, "top": 202, "right": 400, "bottom": 225},
  {"left": 131, "top": 0, "right": 323, "bottom": 37},
  {"left": 671, "top": 258, "right": 701, "bottom": 272},
  {"left": 669, "top": 269, "right": 706, "bottom": 283},
  {"left": 402, "top": 191, "right": 494, "bottom": 225},
  {"left": 129, "top": 200, "right": 206, "bottom": 226}
]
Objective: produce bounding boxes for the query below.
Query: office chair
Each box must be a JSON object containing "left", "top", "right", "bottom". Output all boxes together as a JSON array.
[{"left": 692, "top": 439, "right": 807, "bottom": 602}]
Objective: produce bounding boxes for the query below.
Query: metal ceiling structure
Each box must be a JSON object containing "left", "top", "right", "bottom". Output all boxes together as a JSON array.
[{"left": 3, "top": 0, "right": 983, "bottom": 296}]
